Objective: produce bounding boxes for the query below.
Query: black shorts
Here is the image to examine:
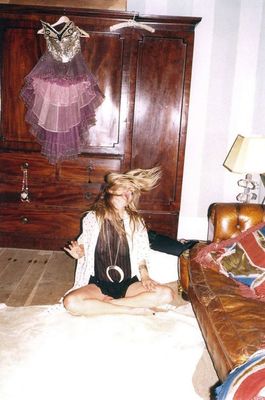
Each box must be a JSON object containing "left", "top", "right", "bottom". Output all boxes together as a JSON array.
[{"left": 89, "top": 275, "right": 139, "bottom": 299}]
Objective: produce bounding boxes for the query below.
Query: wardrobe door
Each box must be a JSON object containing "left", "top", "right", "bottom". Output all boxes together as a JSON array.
[
  {"left": 0, "top": 24, "right": 127, "bottom": 156},
  {"left": 131, "top": 32, "right": 195, "bottom": 238},
  {"left": 79, "top": 32, "right": 130, "bottom": 158},
  {"left": 0, "top": 26, "right": 44, "bottom": 149}
]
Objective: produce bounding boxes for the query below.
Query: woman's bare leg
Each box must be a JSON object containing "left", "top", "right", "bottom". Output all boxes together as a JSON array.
[
  {"left": 110, "top": 282, "right": 174, "bottom": 308},
  {"left": 63, "top": 284, "right": 154, "bottom": 317}
]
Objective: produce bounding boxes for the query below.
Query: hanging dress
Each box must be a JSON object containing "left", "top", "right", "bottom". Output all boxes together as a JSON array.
[{"left": 20, "top": 20, "right": 104, "bottom": 164}]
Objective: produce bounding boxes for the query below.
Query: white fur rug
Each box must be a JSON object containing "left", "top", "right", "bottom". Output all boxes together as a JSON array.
[{"left": 0, "top": 302, "right": 211, "bottom": 400}]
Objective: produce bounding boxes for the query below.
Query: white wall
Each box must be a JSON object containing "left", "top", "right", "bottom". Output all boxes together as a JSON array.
[{"left": 127, "top": 0, "right": 265, "bottom": 239}]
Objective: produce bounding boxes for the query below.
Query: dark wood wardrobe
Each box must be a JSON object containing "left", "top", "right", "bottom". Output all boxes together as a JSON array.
[{"left": 0, "top": 4, "right": 200, "bottom": 250}]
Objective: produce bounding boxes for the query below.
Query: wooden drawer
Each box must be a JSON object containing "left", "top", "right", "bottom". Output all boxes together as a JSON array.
[
  {"left": 0, "top": 181, "right": 101, "bottom": 207},
  {"left": 59, "top": 156, "right": 121, "bottom": 184},
  {"left": 0, "top": 206, "right": 83, "bottom": 239},
  {"left": 0, "top": 152, "right": 56, "bottom": 182}
]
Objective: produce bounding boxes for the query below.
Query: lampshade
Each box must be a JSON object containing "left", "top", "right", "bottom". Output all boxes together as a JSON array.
[{"left": 223, "top": 135, "right": 265, "bottom": 173}]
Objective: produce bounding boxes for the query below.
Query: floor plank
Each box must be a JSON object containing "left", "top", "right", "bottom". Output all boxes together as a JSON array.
[
  {"left": 0, "top": 249, "right": 39, "bottom": 305},
  {"left": 0, "top": 248, "right": 76, "bottom": 306},
  {"left": 30, "top": 251, "right": 75, "bottom": 305},
  {"left": 0, "top": 248, "right": 23, "bottom": 278}
]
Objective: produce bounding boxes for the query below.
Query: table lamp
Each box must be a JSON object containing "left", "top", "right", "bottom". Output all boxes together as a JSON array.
[{"left": 223, "top": 134, "right": 265, "bottom": 203}]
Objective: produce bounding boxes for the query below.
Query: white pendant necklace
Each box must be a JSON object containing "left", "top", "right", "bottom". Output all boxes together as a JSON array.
[{"left": 106, "top": 226, "right": 124, "bottom": 283}]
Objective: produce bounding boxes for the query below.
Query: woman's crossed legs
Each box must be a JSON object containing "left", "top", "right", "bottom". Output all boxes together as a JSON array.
[{"left": 63, "top": 281, "right": 174, "bottom": 317}]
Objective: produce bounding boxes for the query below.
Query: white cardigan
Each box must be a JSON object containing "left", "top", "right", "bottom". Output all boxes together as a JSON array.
[{"left": 71, "top": 211, "right": 151, "bottom": 290}]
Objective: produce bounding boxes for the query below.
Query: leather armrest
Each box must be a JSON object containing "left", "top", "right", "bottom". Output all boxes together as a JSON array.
[
  {"left": 208, "top": 203, "right": 265, "bottom": 242},
  {"left": 178, "top": 241, "right": 207, "bottom": 294}
]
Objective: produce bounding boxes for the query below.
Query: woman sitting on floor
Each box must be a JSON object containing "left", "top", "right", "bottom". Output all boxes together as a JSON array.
[{"left": 63, "top": 167, "right": 174, "bottom": 316}]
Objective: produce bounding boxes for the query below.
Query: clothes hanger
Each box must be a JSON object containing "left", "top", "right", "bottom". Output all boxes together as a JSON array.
[
  {"left": 37, "top": 16, "right": 70, "bottom": 34},
  {"left": 76, "top": 27, "right": 90, "bottom": 38},
  {"left": 50, "top": 15, "right": 70, "bottom": 27},
  {"left": 37, "top": 16, "right": 90, "bottom": 37},
  {"left": 110, "top": 12, "right": 155, "bottom": 33}
]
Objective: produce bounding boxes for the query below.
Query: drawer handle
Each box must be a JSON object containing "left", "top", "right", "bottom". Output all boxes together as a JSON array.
[
  {"left": 21, "top": 162, "right": 29, "bottom": 169},
  {"left": 20, "top": 216, "right": 29, "bottom": 224},
  {"left": 84, "top": 192, "right": 93, "bottom": 201},
  {"left": 20, "top": 162, "right": 30, "bottom": 203},
  {"left": 87, "top": 162, "right": 94, "bottom": 183}
]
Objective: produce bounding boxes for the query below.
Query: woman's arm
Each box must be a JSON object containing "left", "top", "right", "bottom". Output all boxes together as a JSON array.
[
  {"left": 139, "top": 262, "right": 158, "bottom": 291},
  {"left": 64, "top": 212, "right": 98, "bottom": 260},
  {"left": 135, "top": 220, "right": 158, "bottom": 290}
]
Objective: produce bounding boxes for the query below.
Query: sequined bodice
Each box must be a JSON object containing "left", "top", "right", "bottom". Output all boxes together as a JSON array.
[{"left": 41, "top": 20, "right": 81, "bottom": 63}]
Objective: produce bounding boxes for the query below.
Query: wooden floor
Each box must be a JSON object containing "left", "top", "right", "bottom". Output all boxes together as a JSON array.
[{"left": 0, "top": 248, "right": 76, "bottom": 306}]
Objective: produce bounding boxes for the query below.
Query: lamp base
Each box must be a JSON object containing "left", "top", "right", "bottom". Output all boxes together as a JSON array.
[
  {"left": 260, "top": 174, "right": 265, "bottom": 204},
  {"left": 236, "top": 173, "right": 258, "bottom": 203}
]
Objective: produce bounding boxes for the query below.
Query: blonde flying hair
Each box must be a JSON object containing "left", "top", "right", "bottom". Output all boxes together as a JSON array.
[{"left": 90, "top": 166, "right": 161, "bottom": 237}]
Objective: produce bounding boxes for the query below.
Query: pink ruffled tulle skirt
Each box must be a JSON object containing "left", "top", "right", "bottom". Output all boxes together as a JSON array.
[{"left": 21, "top": 51, "right": 104, "bottom": 164}]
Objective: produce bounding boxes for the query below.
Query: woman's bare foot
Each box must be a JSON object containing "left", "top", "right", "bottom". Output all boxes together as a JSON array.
[
  {"left": 150, "top": 306, "right": 169, "bottom": 313},
  {"left": 130, "top": 307, "right": 155, "bottom": 316}
]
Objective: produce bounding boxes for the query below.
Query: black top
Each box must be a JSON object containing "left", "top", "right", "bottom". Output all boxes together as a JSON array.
[{"left": 94, "top": 219, "right": 131, "bottom": 283}]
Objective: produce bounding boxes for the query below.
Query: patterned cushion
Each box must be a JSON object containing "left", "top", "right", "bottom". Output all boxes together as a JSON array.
[
  {"left": 196, "top": 223, "right": 265, "bottom": 298},
  {"left": 215, "top": 350, "right": 265, "bottom": 400}
]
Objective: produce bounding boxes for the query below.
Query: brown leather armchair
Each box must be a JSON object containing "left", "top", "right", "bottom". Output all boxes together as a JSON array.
[{"left": 179, "top": 203, "right": 265, "bottom": 381}]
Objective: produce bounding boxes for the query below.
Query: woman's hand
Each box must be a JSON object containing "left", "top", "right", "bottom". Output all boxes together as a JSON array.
[
  {"left": 141, "top": 276, "right": 158, "bottom": 292},
  {"left": 64, "top": 241, "right": 84, "bottom": 259}
]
